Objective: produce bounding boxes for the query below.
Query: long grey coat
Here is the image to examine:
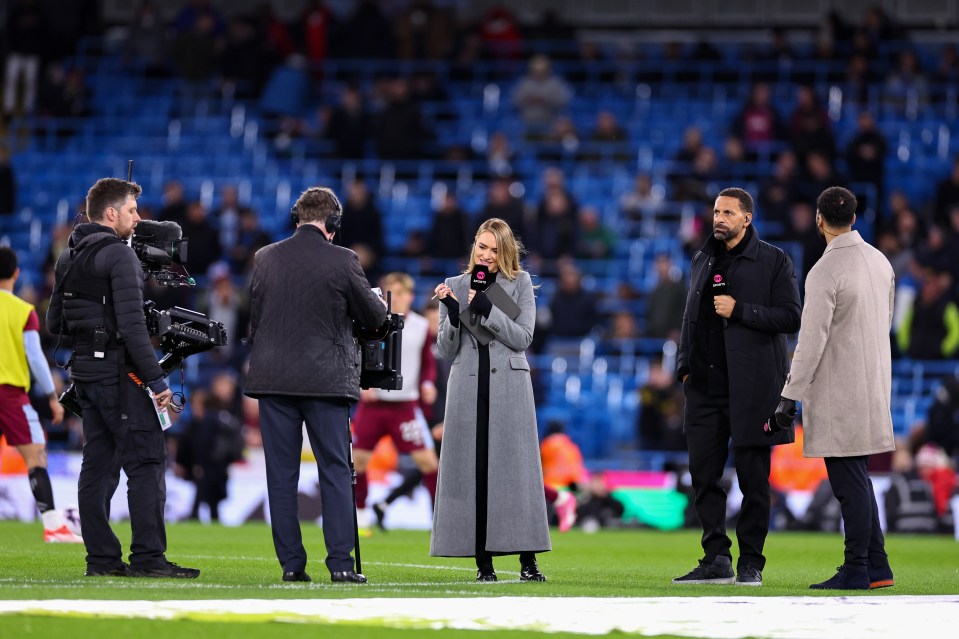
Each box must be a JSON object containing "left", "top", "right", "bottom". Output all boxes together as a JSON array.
[
  {"left": 782, "top": 231, "right": 897, "bottom": 458},
  {"left": 430, "top": 271, "right": 551, "bottom": 557}
]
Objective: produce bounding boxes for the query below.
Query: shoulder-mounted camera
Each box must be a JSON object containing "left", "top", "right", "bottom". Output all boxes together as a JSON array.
[{"left": 354, "top": 290, "right": 404, "bottom": 390}]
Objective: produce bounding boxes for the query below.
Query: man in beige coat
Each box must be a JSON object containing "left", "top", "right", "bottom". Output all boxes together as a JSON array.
[{"left": 775, "top": 186, "right": 896, "bottom": 591}]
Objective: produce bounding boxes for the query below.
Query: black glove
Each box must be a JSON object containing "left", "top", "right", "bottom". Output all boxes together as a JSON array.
[{"left": 767, "top": 397, "right": 797, "bottom": 435}]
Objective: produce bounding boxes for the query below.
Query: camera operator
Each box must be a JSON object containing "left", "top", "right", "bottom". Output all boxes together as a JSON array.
[
  {"left": 47, "top": 178, "right": 199, "bottom": 579},
  {"left": 245, "top": 186, "right": 386, "bottom": 584}
]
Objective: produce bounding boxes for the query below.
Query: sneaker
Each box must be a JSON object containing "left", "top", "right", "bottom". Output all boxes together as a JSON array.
[
  {"left": 809, "top": 565, "right": 869, "bottom": 590},
  {"left": 128, "top": 561, "right": 200, "bottom": 579},
  {"left": 44, "top": 525, "right": 83, "bottom": 544},
  {"left": 735, "top": 564, "right": 762, "bottom": 586},
  {"left": 371, "top": 502, "right": 387, "bottom": 531},
  {"left": 555, "top": 491, "right": 577, "bottom": 533},
  {"left": 672, "top": 556, "right": 735, "bottom": 584}
]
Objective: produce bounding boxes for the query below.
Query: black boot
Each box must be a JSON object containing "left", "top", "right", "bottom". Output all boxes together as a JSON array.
[
  {"left": 519, "top": 552, "right": 546, "bottom": 582},
  {"left": 476, "top": 553, "right": 496, "bottom": 582}
]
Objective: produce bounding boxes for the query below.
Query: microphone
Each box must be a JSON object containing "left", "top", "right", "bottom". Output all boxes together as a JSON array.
[
  {"left": 470, "top": 264, "right": 490, "bottom": 323},
  {"left": 711, "top": 266, "right": 728, "bottom": 327}
]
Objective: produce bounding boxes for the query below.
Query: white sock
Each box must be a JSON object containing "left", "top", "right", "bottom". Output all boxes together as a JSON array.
[{"left": 41, "top": 509, "right": 64, "bottom": 531}]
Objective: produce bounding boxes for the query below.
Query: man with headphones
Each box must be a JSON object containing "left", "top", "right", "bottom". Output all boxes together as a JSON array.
[
  {"left": 245, "top": 186, "right": 386, "bottom": 584},
  {"left": 673, "top": 187, "right": 801, "bottom": 587}
]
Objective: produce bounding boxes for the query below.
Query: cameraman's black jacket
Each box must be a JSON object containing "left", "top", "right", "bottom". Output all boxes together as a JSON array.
[
  {"left": 47, "top": 222, "right": 168, "bottom": 393},
  {"left": 244, "top": 224, "right": 386, "bottom": 401}
]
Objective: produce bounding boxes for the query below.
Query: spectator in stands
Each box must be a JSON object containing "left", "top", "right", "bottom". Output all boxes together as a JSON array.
[
  {"left": 538, "top": 115, "right": 579, "bottom": 159},
  {"left": 758, "top": 151, "right": 798, "bottom": 232},
  {"left": 795, "top": 150, "right": 845, "bottom": 205},
  {"left": 477, "top": 5, "right": 523, "bottom": 61},
  {"left": 884, "top": 49, "right": 929, "bottom": 113},
  {"left": 37, "top": 63, "right": 90, "bottom": 128},
  {"left": 915, "top": 442, "right": 957, "bottom": 533},
  {"left": 219, "top": 16, "right": 271, "bottom": 100},
  {"left": 637, "top": 358, "right": 686, "bottom": 452},
  {"left": 731, "top": 82, "right": 784, "bottom": 155},
  {"left": 338, "top": 0, "right": 395, "bottom": 59},
  {"left": 299, "top": 1, "right": 334, "bottom": 80},
  {"left": 338, "top": 180, "right": 384, "bottom": 278},
  {"left": 322, "top": 84, "right": 369, "bottom": 160},
  {"left": 644, "top": 254, "right": 686, "bottom": 340},
  {"left": 210, "top": 184, "right": 246, "bottom": 252},
  {"left": 158, "top": 180, "right": 188, "bottom": 226},
  {"left": 427, "top": 190, "right": 472, "bottom": 264},
  {"left": 845, "top": 111, "right": 887, "bottom": 214},
  {"left": 932, "top": 44, "right": 959, "bottom": 103},
  {"left": 576, "top": 206, "right": 616, "bottom": 261},
  {"left": 477, "top": 177, "right": 527, "bottom": 241},
  {"left": 841, "top": 53, "right": 874, "bottom": 107},
  {"left": 180, "top": 201, "right": 221, "bottom": 277},
  {"left": 395, "top": 0, "right": 454, "bottom": 61},
  {"left": 933, "top": 156, "right": 959, "bottom": 228},
  {"left": 0, "top": 147, "right": 15, "bottom": 215},
  {"left": 674, "top": 187, "right": 800, "bottom": 587},
  {"left": 3, "top": 0, "right": 47, "bottom": 119},
  {"left": 671, "top": 147, "right": 719, "bottom": 203},
  {"left": 788, "top": 85, "right": 835, "bottom": 165},
  {"left": 126, "top": 1, "right": 169, "bottom": 77},
  {"left": 172, "top": 11, "right": 220, "bottom": 103},
  {"left": 230, "top": 208, "right": 272, "bottom": 275},
  {"left": 896, "top": 266, "right": 959, "bottom": 360},
  {"left": 720, "top": 136, "right": 758, "bottom": 182},
  {"left": 531, "top": 187, "right": 577, "bottom": 266},
  {"left": 619, "top": 173, "right": 664, "bottom": 220},
  {"left": 375, "top": 77, "right": 431, "bottom": 161},
  {"left": 875, "top": 229, "right": 913, "bottom": 286},
  {"left": 198, "top": 261, "right": 247, "bottom": 366},
  {"left": 673, "top": 126, "right": 705, "bottom": 165},
  {"left": 584, "top": 110, "right": 629, "bottom": 163},
  {"left": 511, "top": 54, "right": 572, "bottom": 132},
  {"left": 788, "top": 201, "right": 826, "bottom": 285},
  {"left": 486, "top": 131, "right": 515, "bottom": 178},
  {"left": 545, "top": 261, "right": 599, "bottom": 341},
  {"left": 778, "top": 186, "right": 895, "bottom": 590}
]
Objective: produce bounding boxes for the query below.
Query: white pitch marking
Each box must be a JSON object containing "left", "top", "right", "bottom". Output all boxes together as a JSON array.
[{"left": 0, "top": 596, "right": 956, "bottom": 638}]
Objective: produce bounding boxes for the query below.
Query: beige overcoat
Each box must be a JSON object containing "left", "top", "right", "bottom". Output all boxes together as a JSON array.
[{"left": 782, "top": 231, "right": 897, "bottom": 458}]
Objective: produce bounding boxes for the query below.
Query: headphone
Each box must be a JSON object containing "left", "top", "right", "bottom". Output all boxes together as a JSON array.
[{"left": 290, "top": 201, "right": 343, "bottom": 236}]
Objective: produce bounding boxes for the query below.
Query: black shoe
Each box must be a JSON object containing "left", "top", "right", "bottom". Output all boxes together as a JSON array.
[
  {"left": 372, "top": 503, "right": 387, "bottom": 531},
  {"left": 810, "top": 565, "right": 869, "bottom": 590},
  {"left": 331, "top": 570, "right": 367, "bottom": 583},
  {"left": 85, "top": 562, "right": 129, "bottom": 577},
  {"left": 735, "top": 564, "right": 762, "bottom": 586},
  {"left": 128, "top": 561, "right": 200, "bottom": 579},
  {"left": 476, "top": 567, "right": 497, "bottom": 582},
  {"left": 672, "top": 556, "right": 735, "bottom": 584},
  {"left": 282, "top": 571, "right": 311, "bottom": 582},
  {"left": 869, "top": 564, "right": 894, "bottom": 589},
  {"left": 520, "top": 558, "right": 547, "bottom": 582}
]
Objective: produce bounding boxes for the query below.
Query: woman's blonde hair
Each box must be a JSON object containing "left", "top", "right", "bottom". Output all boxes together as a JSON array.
[{"left": 464, "top": 218, "right": 525, "bottom": 280}]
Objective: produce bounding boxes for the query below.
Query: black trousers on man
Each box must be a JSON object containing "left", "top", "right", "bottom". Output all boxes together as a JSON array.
[
  {"left": 824, "top": 456, "right": 889, "bottom": 569},
  {"left": 684, "top": 384, "right": 771, "bottom": 571},
  {"left": 258, "top": 395, "right": 356, "bottom": 575},
  {"left": 75, "top": 376, "right": 167, "bottom": 572}
]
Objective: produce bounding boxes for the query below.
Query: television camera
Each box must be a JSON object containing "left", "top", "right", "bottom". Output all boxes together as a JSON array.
[
  {"left": 58, "top": 218, "right": 227, "bottom": 416},
  {"left": 355, "top": 290, "right": 404, "bottom": 391}
]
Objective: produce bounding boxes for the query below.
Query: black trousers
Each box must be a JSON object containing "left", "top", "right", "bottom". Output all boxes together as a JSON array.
[
  {"left": 259, "top": 395, "right": 355, "bottom": 574},
  {"left": 684, "top": 384, "right": 771, "bottom": 570},
  {"left": 824, "top": 456, "right": 889, "bottom": 569},
  {"left": 75, "top": 376, "right": 167, "bottom": 571}
]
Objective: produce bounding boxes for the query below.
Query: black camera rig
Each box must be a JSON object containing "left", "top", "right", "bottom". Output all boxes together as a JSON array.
[{"left": 355, "top": 291, "right": 404, "bottom": 391}]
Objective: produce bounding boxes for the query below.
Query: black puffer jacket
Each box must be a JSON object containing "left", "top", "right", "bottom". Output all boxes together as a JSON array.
[
  {"left": 47, "top": 223, "right": 168, "bottom": 393},
  {"left": 244, "top": 225, "right": 386, "bottom": 400}
]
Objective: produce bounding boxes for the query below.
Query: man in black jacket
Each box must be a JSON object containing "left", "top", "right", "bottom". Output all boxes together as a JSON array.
[
  {"left": 245, "top": 186, "right": 386, "bottom": 584},
  {"left": 48, "top": 178, "right": 198, "bottom": 579},
  {"left": 673, "top": 187, "right": 801, "bottom": 587}
]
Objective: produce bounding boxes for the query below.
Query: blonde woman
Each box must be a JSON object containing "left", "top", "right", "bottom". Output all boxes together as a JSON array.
[{"left": 430, "top": 218, "right": 550, "bottom": 582}]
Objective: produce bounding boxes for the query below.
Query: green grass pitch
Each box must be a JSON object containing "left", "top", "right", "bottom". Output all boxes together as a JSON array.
[{"left": 1, "top": 520, "right": 956, "bottom": 637}]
